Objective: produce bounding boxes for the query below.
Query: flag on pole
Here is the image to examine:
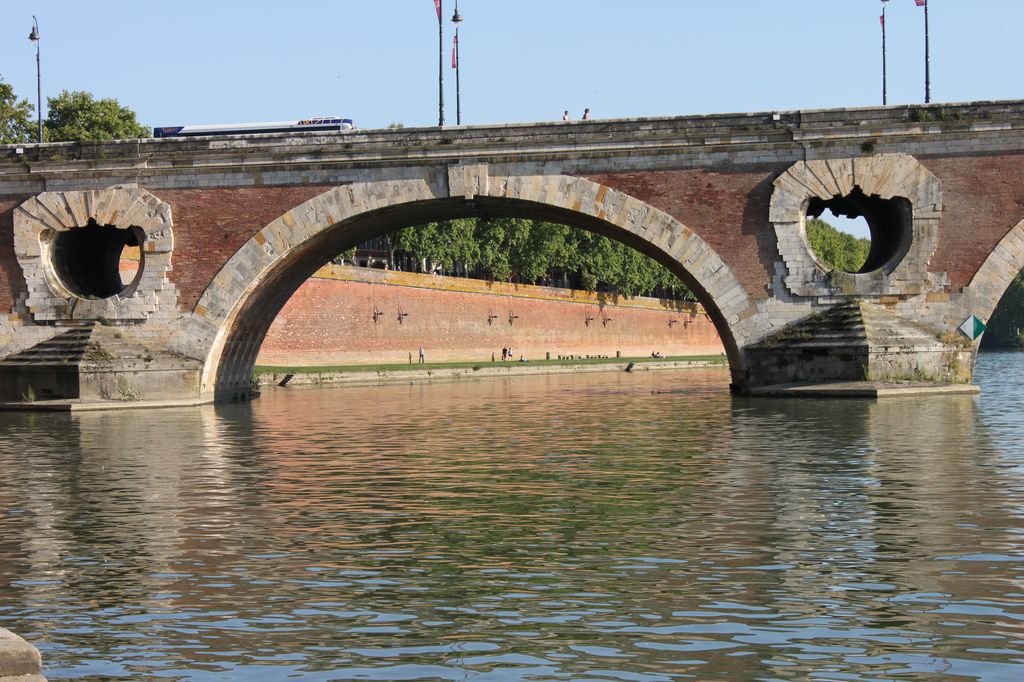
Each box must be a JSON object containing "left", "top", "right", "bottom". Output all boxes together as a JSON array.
[
  {"left": 452, "top": 34, "right": 458, "bottom": 69},
  {"left": 880, "top": 14, "right": 884, "bottom": 28},
  {"left": 434, "top": 0, "right": 442, "bottom": 22},
  {"left": 915, "top": 0, "right": 926, "bottom": 7}
]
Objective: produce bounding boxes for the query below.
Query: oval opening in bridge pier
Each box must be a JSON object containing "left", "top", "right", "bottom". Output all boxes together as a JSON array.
[
  {"left": 49, "top": 221, "right": 146, "bottom": 299},
  {"left": 806, "top": 187, "right": 912, "bottom": 274}
]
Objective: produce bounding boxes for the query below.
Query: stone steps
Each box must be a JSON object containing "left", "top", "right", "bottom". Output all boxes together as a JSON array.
[
  {"left": 753, "top": 301, "right": 950, "bottom": 352},
  {"left": 0, "top": 325, "right": 203, "bottom": 404},
  {"left": 744, "top": 300, "right": 972, "bottom": 386},
  {"left": 0, "top": 325, "right": 193, "bottom": 369}
]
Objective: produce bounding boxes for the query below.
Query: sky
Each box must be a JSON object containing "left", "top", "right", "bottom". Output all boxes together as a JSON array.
[{"left": 1, "top": 0, "right": 1021, "bottom": 132}]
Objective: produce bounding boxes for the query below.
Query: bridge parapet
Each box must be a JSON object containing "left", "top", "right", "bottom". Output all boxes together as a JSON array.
[{"left": 2, "top": 100, "right": 1023, "bottom": 186}]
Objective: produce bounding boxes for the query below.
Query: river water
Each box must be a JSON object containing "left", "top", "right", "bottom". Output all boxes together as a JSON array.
[{"left": 1, "top": 354, "right": 1023, "bottom": 681}]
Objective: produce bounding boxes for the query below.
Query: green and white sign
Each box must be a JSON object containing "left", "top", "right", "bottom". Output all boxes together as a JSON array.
[{"left": 959, "top": 315, "right": 987, "bottom": 341}]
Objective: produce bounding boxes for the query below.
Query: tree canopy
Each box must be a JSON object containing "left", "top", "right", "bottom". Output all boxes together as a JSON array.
[
  {"left": 0, "top": 75, "right": 34, "bottom": 144},
  {"left": 389, "top": 218, "right": 690, "bottom": 300},
  {"left": 805, "top": 218, "right": 871, "bottom": 272},
  {"left": 44, "top": 90, "right": 149, "bottom": 142}
]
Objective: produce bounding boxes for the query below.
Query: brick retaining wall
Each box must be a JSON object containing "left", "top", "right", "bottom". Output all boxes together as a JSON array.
[{"left": 257, "top": 266, "right": 724, "bottom": 366}]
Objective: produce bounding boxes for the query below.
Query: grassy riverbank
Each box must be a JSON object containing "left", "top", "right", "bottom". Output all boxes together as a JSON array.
[{"left": 254, "top": 354, "right": 729, "bottom": 388}]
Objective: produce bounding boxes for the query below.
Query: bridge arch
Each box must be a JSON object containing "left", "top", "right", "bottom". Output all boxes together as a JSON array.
[
  {"left": 186, "top": 172, "right": 755, "bottom": 401},
  {"left": 963, "top": 218, "right": 1024, "bottom": 326}
]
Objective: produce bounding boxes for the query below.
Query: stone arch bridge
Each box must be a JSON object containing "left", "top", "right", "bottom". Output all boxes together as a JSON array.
[{"left": 0, "top": 100, "right": 1022, "bottom": 404}]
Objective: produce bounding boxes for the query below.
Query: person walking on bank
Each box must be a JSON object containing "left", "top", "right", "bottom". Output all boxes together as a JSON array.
[{"left": 418, "top": 347, "right": 425, "bottom": 364}]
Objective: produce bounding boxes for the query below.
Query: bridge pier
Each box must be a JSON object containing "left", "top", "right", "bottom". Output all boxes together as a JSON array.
[
  {"left": 0, "top": 323, "right": 202, "bottom": 405},
  {"left": 738, "top": 300, "right": 974, "bottom": 391}
]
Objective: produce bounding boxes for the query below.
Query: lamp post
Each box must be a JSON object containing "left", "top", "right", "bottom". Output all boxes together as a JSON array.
[
  {"left": 451, "top": 2, "right": 463, "bottom": 125},
  {"left": 437, "top": 0, "right": 444, "bottom": 127},
  {"left": 880, "top": 1, "right": 888, "bottom": 105},
  {"left": 923, "top": 0, "right": 931, "bottom": 103},
  {"left": 28, "top": 16, "right": 42, "bottom": 142}
]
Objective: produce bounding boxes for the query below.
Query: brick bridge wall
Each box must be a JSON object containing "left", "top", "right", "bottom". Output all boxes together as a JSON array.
[
  {"left": 2, "top": 153, "right": 1021, "bottom": 322},
  {"left": 590, "top": 154, "right": 1024, "bottom": 299},
  {"left": 256, "top": 265, "right": 723, "bottom": 366},
  {"left": 2, "top": 162, "right": 1020, "bottom": 322}
]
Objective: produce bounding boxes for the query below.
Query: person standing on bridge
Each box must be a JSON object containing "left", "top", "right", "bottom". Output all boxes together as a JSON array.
[
  {"left": 582, "top": 108, "right": 590, "bottom": 120},
  {"left": 563, "top": 110, "right": 570, "bottom": 121}
]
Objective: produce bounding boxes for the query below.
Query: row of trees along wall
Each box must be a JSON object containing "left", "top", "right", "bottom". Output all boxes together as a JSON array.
[{"left": 341, "top": 218, "right": 693, "bottom": 299}]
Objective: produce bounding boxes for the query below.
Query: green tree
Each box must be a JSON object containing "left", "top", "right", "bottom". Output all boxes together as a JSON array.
[
  {"left": 607, "top": 244, "right": 662, "bottom": 298},
  {"left": 981, "top": 271, "right": 1024, "bottom": 349},
  {"left": 0, "top": 75, "right": 34, "bottom": 144},
  {"left": 570, "top": 230, "right": 612, "bottom": 292},
  {"left": 474, "top": 217, "right": 514, "bottom": 282},
  {"left": 515, "top": 221, "right": 576, "bottom": 284},
  {"left": 390, "top": 218, "right": 692, "bottom": 300},
  {"left": 393, "top": 218, "right": 478, "bottom": 274},
  {"left": 806, "top": 218, "right": 871, "bottom": 272},
  {"left": 44, "top": 90, "right": 149, "bottom": 142}
]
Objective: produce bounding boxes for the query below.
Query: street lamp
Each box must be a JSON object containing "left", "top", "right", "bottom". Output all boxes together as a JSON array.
[
  {"left": 28, "top": 16, "right": 42, "bottom": 142},
  {"left": 922, "top": 0, "right": 931, "bottom": 103},
  {"left": 451, "top": 2, "right": 463, "bottom": 125},
  {"left": 880, "top": 0, "right": 888, "bottom": 106}
]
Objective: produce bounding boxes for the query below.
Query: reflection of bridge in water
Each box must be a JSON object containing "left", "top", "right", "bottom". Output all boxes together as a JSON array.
[{"left": 1, "top": 100, "right": 1023, "bottom": 404}]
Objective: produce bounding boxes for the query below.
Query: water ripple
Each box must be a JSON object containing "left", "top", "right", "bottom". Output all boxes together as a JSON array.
[{"left": 1, "top": 361, "right": 1023, "bottom": 679}]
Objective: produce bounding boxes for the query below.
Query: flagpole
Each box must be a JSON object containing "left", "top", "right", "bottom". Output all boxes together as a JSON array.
[
  {"left": 881, "top": 1, "right": 888, "bottom": 106},
  {"left": 455, "top": 33, "right": 461, "bottom": 124},
  {"left": 452, "top": 2, "right": 463, "bottom": 125},
  {"left": 438, "top": 0, "right": 445, "bottom": 127},
  {"left": 924, "top": 0, "right": 931, "bottom": 103}
]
